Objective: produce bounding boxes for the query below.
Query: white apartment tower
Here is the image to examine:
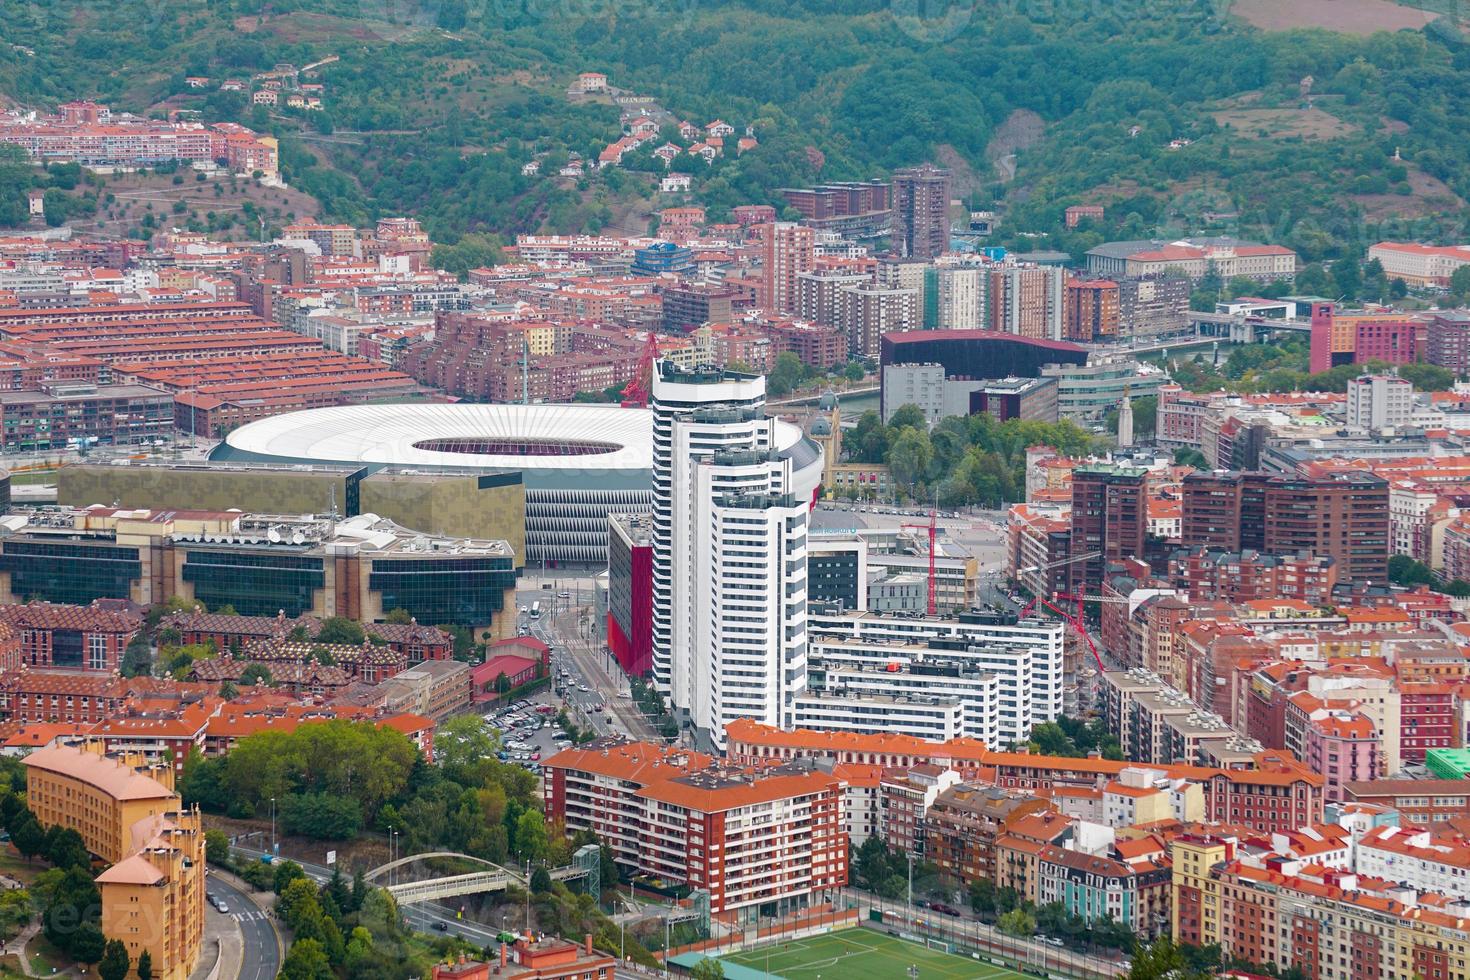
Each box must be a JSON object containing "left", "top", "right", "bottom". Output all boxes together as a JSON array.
[{"left": 650, "top": 362, "right": 813, "bottom": 751}]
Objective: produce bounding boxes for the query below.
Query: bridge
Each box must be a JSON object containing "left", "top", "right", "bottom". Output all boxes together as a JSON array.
[{"left": 365, "top": 846, "right": 599, "bottom": 904}]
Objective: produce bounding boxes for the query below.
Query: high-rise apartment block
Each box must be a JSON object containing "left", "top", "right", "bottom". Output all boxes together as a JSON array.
[
  {"left": 1180, "top": 471, "right": 1389, "bottom": 582},
  {"left": 759, "top": 222, "right": 815, "bottom": 314},
  {"left": 1069, "top": 464, "right": 1148, "bottom": 592},
  {"left": 892, "top": 164, "right": 951, "bottom": 260},
  {"left": 649, "top": 363, "right": 822, "bottom": 751}
]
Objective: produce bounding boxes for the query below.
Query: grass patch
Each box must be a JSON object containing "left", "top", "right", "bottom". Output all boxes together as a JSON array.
[{"left": 720, "top": 928, "right": 1031, "bottom": 980}]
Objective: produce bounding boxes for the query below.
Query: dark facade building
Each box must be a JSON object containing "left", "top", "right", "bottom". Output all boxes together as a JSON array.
[
  {"left": 971, "top": 377, "right": 1058, "bottom": 423},
  {"left": 661, "top": 283, "right": 735, "bottom": 332},
  {"left": 880, "top": 329, "right": 1087, "bottom": 380},
  {"left": 0, "top": 509, "right": 519, "bottom": 638},
  {"left": 891, "top": 164, "right": 951, "bottom": 260},
  {"left": 1179, "top": 470, "right": 1389, "bottom": 583},
  {"left": 1180, "top": 471, "right": 1270, "bottom": 552},
  {"left": 1427, "top": 311, "right": 1470, "bottom": 375},
  {"left": 1262, "top": 471, "right": 1389, "bottom": 583},
  {"left": 781, "top": 180, "right": 893, "bottom": 240},
  {"left": 0, "top": 383, "right": 173, "bottom": 452},
  {"left": 1069, "top": 464, "right": 1148, "bottom": 593},
  {"left": 606, "top": 513, "right": 653, "bottom": 676}
]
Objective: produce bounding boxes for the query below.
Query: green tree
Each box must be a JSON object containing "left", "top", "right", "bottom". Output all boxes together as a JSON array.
[
  {"left": 1452, "top": 266, "right": 1470, "bottom": 301},
  {"left": 515, "top": 810, "right": 549, "bottom": 863},
  {"left": 279, "top": 793, "right": 363, "bottom": 840},
  {"left": 690, "top": 959, "right": 726, "bottom": 980},
  {"left": 120, "top": 633, "right": 152, "bottom": 678},
  {"left": 1173, "top": 448, "right": 1209, "bottom": 468},
  {"left": 0, "top": 889, "right": 31, "bottom": 943},
  {"left": 204, "top": 830, "right": 230, "bottom": 866},
  {"left": 280, "top": 938, "right": 334, "bottom": 980},
  {"left": 844, "top": 361, "right": 866, "bottom": 384},
  {"left": 997, "top": 907, "right": 1036, "bottom": 937},
  {"left": 136, "top": 951, "right": 153, "bottom": 980},
  {"left": 273, "top": 860, "right": 308, "bottom": 896},
  {"left": 767, "top": 352, "right": 804, "bottom": 397},
  {"left": 99, "top": 939, "right": 131, "bottom": 980},
  {"left": 887, "top": 427, "right": 934, "bottom": 490},
  {"left": 530, "top": 867, "right": 553, "bottom": 893},
  {"left": 239, "top": 664, "right": 273, "bottom": 687},
  {"left": 1399, "top": 362, "right": 1456, "bottom": 391},
  {"left": 11, "top": 817, "right": 44, "bottom": 864},
  {"left": 887, "top": 404, "right": 928, "bottom": 431},
  {"left": 70, "top": 922, "right": 106, "bottom": 968},
  {"left": 315, "top": 617, "right": 365, "bottom": 646},
  {"left": 385, "top": 608, "right": 413, "bottom": 625}
]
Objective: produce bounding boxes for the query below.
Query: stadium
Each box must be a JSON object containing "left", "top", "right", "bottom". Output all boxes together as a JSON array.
[{"left": 212, "top": 402, "right": 821, "bottom": 565}]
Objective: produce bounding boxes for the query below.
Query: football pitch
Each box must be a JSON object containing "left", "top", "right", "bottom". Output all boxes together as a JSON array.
[{"left": 717, "top": 928, "right": 1032, "bottom": 980}]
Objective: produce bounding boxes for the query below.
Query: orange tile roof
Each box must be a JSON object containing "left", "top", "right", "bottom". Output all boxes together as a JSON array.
[{"left": 23, "top": 744, "right": 176, "bottom": 802}]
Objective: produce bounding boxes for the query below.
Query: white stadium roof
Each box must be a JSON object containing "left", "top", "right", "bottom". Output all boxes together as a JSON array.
[
  {"left": 220, "top": 403, "right": 659, "bottom": 472},
  {"left": 217, "top": 403, "right": 816, "bottom": 484}
]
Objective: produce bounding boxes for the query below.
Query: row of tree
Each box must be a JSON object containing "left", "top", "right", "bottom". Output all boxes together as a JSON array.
[{"left": 844, "top": 406, "right": 1102, "bottom": 507}]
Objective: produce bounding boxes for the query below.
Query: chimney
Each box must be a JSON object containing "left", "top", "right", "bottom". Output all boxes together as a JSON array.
[
  {"left": 585, "top": 933, "right": 593, "bottom": 956},
  {"left": 500, "top": 943, "right": 508, "bottom": 968}
]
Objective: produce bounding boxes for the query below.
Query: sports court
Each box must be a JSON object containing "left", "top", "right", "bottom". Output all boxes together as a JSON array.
[{"left": 714, "top": 928, "right": 1031, "bottom": 979}]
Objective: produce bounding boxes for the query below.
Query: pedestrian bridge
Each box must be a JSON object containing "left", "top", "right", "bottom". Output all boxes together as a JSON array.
[{"left": 365, "top": 847, "right": 598, "bottom": 903}]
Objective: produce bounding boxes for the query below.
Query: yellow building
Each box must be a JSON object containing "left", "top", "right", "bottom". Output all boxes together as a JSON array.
[
  {"left": 24, "top": 744, "right": 205, "bottom": 980},
  {"left": 1169, "top": 834, "right": 1230, "bottom": 948}
]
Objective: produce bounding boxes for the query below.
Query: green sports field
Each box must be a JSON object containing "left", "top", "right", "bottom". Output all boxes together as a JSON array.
[{"left": 718, "top": 928, "right": 1030, "bottom": 980}]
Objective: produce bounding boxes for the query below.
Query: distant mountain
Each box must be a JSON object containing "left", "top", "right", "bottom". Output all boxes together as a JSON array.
[{"left": 2, "top": 0, "right": 1469, "bottom": 273}]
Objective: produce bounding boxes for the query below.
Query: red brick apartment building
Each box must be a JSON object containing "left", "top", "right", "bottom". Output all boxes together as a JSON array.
[
  {"left": 0, "top": 601, "right": 142, "bottom": 672},
  {"left": 544, "top": 738, "right": 848, "bottom": 914}
]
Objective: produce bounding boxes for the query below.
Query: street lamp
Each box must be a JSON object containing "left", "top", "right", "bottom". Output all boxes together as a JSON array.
[{"left": 270, "top": 797, "right": 276, "bottom": 856}]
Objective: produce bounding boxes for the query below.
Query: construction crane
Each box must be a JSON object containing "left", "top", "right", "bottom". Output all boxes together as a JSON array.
[
  {"left": 1013, "top": 551, "right": 1129, "bottom": 673},
  {"left": 619, "top": 333, "right": 660, "bottom": 408},
  {"left": 901, "top": 496, "right": 940, "bottom": 616}
]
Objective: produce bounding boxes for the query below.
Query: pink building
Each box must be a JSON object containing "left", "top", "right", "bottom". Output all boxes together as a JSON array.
[
  {"left": 1303, "top": 710, "right": 1379, "bottom": 803},
  {"left": 1354, "top": 316, "right": 1424, "bottom": 366}
]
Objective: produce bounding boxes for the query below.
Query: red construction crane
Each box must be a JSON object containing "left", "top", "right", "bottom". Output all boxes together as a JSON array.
[
  {"left": 1013, "top": 551, "right": 1124, "bottom": 673},
  {"left": 619, "top": 333, "right": 660, "bottom": 408},
  {"left": 901, "top": 504, "right": 939, "bottom": 616}
]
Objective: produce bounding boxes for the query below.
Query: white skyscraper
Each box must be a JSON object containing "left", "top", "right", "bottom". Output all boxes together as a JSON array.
[{"left": 649, "top": 362, "right": 821, "bottom": 751}]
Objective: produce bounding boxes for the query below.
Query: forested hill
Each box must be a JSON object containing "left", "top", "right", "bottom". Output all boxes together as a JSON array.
[{"left": 1, "top": 0, "right": 1468, "bottom": 271}]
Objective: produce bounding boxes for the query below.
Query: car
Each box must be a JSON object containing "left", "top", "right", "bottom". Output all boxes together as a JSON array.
[
  {"left": 1044, "top": 938, "right": 1064, "bottom": 948},
  {"left": 518, "top": 605, "right": 527, "bottom": 614},
  {"left": 433, "top": 921, "right": 448, "bottom": 932},
  {"left": 214, "top": 900, "right": 229, "bottom": 914},
  {"left": 530, "top": 752, "right": 541, "bottom": 761},
  {"left": 557, "top": 591, "right": 570, "bottom": 599},
  {"left": 206, "top": 892, "right": 218, "bottom": 904},
  {"left": 578, "top": 684, "right": 590, "bottom": 692}
]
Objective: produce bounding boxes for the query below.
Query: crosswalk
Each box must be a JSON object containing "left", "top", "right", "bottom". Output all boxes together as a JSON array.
[{"left": 231, "top": 910, "right": 271, "bottom": 923}]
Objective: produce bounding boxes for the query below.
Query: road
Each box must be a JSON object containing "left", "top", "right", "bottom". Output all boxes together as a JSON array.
[
  {"left": 232, "top": 845, "right": 519, "bottom": 948},
  {"left": 208, "top": 873, "right": 281, "bottom": 980},
  {"left": 516, "top": 580, "right": 660, "bottom": 742}
]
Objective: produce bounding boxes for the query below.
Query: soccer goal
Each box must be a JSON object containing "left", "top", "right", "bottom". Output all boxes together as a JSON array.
[{"left": 925, "top": 938, "right": 951, "bottom": 954}]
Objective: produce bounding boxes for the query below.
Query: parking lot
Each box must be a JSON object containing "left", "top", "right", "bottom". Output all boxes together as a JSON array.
[{"left": 483, "top": 685, "right": 573, "bottom": 778}]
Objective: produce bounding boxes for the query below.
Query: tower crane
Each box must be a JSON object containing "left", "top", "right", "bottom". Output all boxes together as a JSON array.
[{"left": 1013, "top": 551, "right": 1129, "bottom": 672}]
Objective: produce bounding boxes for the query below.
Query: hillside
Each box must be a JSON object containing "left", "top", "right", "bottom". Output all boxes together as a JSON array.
[{"left": 2, "top": 0, "right": 1470, "bottom": 270}]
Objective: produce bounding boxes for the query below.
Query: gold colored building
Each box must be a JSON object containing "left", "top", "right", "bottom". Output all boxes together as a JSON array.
[{"left": 24, "top": 744, "right": 205, "bottom": 980}]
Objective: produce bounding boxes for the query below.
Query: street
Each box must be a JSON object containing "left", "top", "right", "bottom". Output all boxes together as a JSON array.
[
  {"left": 207, "top": 873, "right": 281, "bottom": 980},
  {"left": 231, "top": 845, "right": 515, "bottom": 949},
  {"left": 516, "top": 579, "right": 659, "bottom": 742}
]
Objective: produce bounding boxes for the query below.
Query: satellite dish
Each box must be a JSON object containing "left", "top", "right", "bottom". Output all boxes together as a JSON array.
[
  {"left": 267, "top": 528, "right": 280, "bottom": 543},
  {"left": 291, "top": 531, "right": 305, "bottom": 545}
]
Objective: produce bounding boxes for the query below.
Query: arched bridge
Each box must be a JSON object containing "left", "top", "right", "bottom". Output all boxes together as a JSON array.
[{"left": 364, "top": 846, "right": 599, "bottom": 904}]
